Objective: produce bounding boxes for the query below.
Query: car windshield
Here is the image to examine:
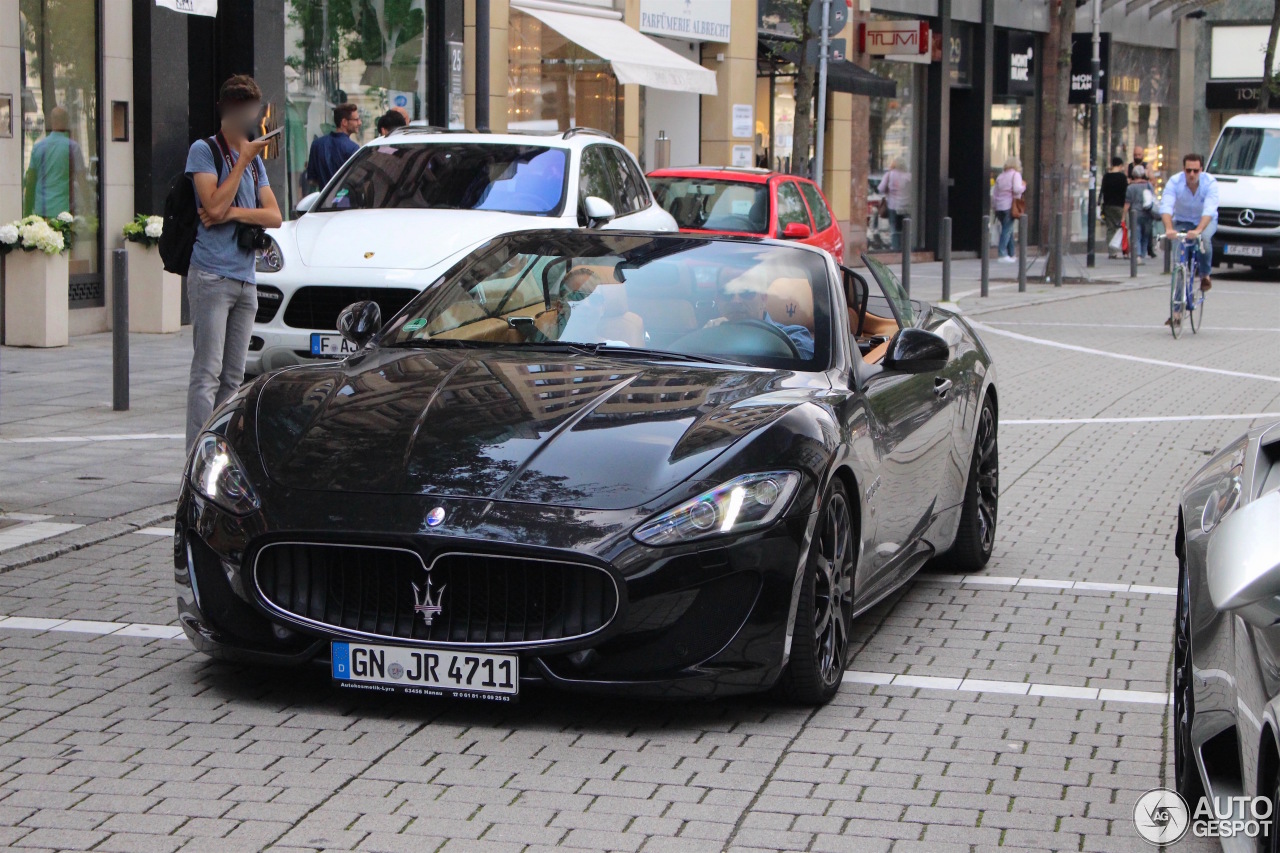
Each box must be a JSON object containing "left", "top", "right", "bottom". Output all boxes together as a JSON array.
[
  {"left": 380, "top": 233, "right": 831, "bottom": 370},
  {"left": 317, "top": 143, "right": 569, "bottom": 214},
  {"left": 1209, "top": 127, "right": 1280, "bottom": 178},
  {"left": 650, "top": 178, "right": 770, "bottom": 234},
  {"left": 862, "top": 255, "right": 917, "bottom": 327}
]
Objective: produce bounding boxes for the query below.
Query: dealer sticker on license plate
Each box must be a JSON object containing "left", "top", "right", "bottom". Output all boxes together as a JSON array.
[
  {"left": 331, "top": 641, "right": 518, "bottom": 701},
  {"left": 310, "top": 333, "right": 361, "bottom": 357},
  {"left": 1225, "top": 244, "right": 1264, "bottom": 258}
]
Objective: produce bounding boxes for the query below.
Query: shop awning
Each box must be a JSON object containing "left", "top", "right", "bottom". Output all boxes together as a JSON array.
[
  {"left": 759, "top": 38, "right": 897, "bottom": 99},
  {"left": 513, "top": 5, "right": 718, "bottom": 96}
]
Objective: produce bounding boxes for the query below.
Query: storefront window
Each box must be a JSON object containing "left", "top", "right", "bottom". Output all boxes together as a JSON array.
[
  {"left": 868, "top": 60, "right": 919, "bottom": 252},
  {"left": 283, "top": 0, "right": 430, "bottom": 212},
  {"left": 20, "top": 0, "right": 101, "bottom": 306},
  {"left": 508, "top": 10, "right": 622, "bottom": 137}
]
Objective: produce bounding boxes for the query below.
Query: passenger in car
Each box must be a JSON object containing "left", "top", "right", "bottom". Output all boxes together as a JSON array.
[{"left": 705, "top": 275, "right": 814, "bottom": 359}]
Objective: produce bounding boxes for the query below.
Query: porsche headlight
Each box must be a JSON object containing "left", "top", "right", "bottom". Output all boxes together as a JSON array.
[
  {"left": 188, "top": 434, "right": 260, "bottom": 515},
  {"left": 634, "top": 471, "right": 801, "bottom": 546},
  {"left": 256, "top": 236, "right": 284, "bottom": 273}
]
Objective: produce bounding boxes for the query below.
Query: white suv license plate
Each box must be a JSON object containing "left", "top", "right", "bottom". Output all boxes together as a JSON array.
[
  {"left": 1226, "top": 244, "right": 1264, "bottom": 257},
  {"left": 331, "top": 641, "right": 518, "bottom": 701},
  {"left": 310, "top": 333, "right": 360, "bottom": 357}
]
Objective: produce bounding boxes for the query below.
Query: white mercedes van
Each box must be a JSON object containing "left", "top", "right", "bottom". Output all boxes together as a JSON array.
[{"left": 1206, "top": 113, "right": 1280, "bottom": 270}]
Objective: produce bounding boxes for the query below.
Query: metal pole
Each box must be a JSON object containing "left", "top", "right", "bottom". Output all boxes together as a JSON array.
[
  {"left": 1086, "top": 0, "right": 1101, "bottom": 268},
  {"left": 1164, "top": 235, "right": 1171, "bottom": 274},
  {"left": 1017, "top": 215, "right": 1027, "bottom": 292},
  {"left": 1129, "top": 208, "right": 1139, "bottom": 278},
  {"left": 1053, "top": 211, "right": 1064, "bottom": 287},
  {"left": 813, "top": 0, "right": 832, "bottom": 187},
  {"left": 111, "top": 248, "right": 129, "bottom": 412},
  {"left": 941, "top": 216, "right": 952, "bottom": 302},
  {"left": 475, "top": 0, "right": 490, "bottom": 131},
  {"left": 901, "top": 216, "right": 912, "bottom": 296},
  {"left": 980, "top": 214, "right": 990, "bottom": 297}
]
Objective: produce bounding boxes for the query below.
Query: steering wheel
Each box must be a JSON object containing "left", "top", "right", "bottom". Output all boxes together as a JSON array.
[{"left": 729, "top": 318, "right": 801, "bottom": 359}]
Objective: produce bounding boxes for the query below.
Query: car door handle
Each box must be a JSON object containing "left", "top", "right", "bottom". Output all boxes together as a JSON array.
[{"left": 933, "top": 378, "right": 952, "bottom": 399}]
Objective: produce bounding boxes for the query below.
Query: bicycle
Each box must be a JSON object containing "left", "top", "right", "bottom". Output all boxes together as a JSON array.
[{"left": 1159, "top": 232, "right": 1207, "bottom": 339}]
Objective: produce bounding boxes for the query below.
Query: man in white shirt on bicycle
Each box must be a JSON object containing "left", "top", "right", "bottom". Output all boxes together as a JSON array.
[{"left": 1160, "top": 153, "right": 1218, "bottom": 292}]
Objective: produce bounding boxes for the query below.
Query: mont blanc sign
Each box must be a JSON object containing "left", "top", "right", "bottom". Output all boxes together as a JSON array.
[
  {"left": 859, "top": 21, "right": 930, "bottom": 57},
  {"left": 639, "top": 0, "right": 732, "bottom": 44}
]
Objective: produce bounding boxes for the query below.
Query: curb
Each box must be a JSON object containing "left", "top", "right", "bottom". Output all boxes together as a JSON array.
[
  {"left": 960, "top": 278, "right": 1168, "bottom": 317},
  {"left": 0, "top": 503, "right": 175, "bottom": 574}
]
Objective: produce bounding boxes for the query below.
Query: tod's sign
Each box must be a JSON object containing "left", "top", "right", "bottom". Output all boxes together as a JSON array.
[{"left": 859, "top": 21, "right": 931, "bottom": 57}]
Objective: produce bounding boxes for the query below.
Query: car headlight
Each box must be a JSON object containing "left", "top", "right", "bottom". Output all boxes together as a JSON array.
[
  {"left": 188, "top": 434, "right": 261, "bottom": 515},
  {"left": 634, "top": 471, "right": 801, "bottom": 546},
  {"left": 256, "top": 236, "right": 284, "bottom": 273}
]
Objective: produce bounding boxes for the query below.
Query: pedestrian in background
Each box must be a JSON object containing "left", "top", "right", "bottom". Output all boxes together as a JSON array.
[
  {"left": 1127, "top": 146, "right": 1147, "bottom": 179},
  {"left": 877, "top": 157, "right": 911, "bottom": 252},
  {"left": 376, "top": 109, "right": 407, "bottom": 137},
  {"left": 184, "top": 75, "right": 282, "bottom": 448},
  {"left": 992, "top": 156, "right": 1026, "bottom": 263},
  {"left": 1101, "top": 157, "right": 1129, "bottom": 259},
  {"left": 23, "top": 106, "right": 85, "bottom": 218},
  {"left": 305, "top": 102, "right": 361, "bottom": 191},
  {"left": 1123, "top": 165, "right": 1155, "bottom": 264}
]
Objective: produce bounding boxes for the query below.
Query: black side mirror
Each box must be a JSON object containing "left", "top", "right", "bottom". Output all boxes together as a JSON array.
[
  {"left": 884, "top": 327, "right": 948, "bottom": 373},
  {"left": 337, "top": 301, "right": 382, "bottom": 349}
]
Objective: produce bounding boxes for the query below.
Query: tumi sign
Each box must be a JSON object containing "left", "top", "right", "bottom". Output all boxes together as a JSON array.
[{"left": 859, "top": 21, "right": 930, "bottom": 57}]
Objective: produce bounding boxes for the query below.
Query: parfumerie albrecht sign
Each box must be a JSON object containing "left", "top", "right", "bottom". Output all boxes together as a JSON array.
[{"left": 639, "top": 0, "right": 731, "bottom": 44}]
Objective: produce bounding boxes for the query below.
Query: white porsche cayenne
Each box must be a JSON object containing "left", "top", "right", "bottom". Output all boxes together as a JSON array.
[{"left": 248, "top": 127, "right": 676, "bottom": 374}]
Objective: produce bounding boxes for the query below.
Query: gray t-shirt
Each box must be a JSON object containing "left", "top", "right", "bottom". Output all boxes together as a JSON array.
[
  {"left": 185, "top": 138, "right": 269, "bottom": 283},
  {"left": 1125, "top": 181, "right": 1155, "bottom": 219}
]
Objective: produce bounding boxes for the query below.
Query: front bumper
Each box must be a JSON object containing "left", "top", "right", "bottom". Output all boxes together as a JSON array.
[
  {"left": 1212, "top": 227, "right": 1280, "bottom": 267},
  {"left": 174, "top": 485, "right": 813, "bottom": 698},
  {"left": 246, "top": 327, "right": 345, "bottom": 375}
]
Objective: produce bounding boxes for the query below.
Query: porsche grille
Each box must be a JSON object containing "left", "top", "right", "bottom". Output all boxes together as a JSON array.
[{"left": 253, "top": 543, "right": 618, "bottom": 646}]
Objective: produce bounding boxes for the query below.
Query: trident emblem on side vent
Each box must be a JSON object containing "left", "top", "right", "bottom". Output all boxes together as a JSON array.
[{"left": 411, "top": 576, "right": 445, "bottom": 626}]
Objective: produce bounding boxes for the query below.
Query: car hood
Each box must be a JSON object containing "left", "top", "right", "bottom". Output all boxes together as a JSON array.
[
  {"left": 287, "top": 209, "right": 552, "bottom": 269},
  {"left": 1214, "top": 175, "right": 1280, "bottom": 216},
  {"left": 253, "top": 349, "right": 804, "bottom": 510}
]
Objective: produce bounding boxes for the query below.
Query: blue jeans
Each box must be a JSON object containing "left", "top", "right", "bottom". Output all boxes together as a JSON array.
[
  {"left": 1130, "top": 215, "right": 1151, "bottom": 258},
  {"left": 185, "top": 266, "right": 258, "bottom": 448},
  {"left": 996, "top": 209, "right": 1016, "bottom": 258},
  {"left": 1172, "top": 218, "right": 1216, "bottom": 278}
]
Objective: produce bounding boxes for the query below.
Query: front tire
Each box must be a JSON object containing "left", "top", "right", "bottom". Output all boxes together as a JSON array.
[
  {"left": 780, "top": 480, "right": 855, "bottom": 706},
  {"left": 1170, "top": 267, "right": 1186, "bottom": 338},
  {"left": 943, "top": 398, "right": 998, "bottom": 572},
  {"left": 1174, "top": 539, "right": 1205, "bottom": 806}
]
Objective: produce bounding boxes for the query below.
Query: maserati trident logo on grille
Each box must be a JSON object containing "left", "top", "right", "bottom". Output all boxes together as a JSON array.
[
  {"left": 426, "top": 506, "right": 445, "bottom": 527},
  {"left": 1239, "top": 208, "right": 1257, "bottom": 226},
  {"left": 412, "top": 576, "right": 445, "bottom": 626}
]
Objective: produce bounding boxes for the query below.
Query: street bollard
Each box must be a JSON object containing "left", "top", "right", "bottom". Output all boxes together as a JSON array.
[
  {"left": 1052, "top": 212, "right": 1064, "bottom": 287},
  {"left": 901, "top": 215, "right": 912, "bottom": 296},
  {"left": 980, "top": 214, "right": 990, "bottom": 297},
  {"left": 1017, "top": 216, "right": 1027, "bottom": 292},
  {"left": 941, "top": 216, "right": 952, "bottom": 302},
  {"left": 112, "top": 248, "right": 129, "bottom": 412},
  {"left": 1129, "top": 209, "right": 1139, "bottom": 279}
]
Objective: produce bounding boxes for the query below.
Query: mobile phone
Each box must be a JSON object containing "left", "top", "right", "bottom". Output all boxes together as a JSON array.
[{"left": 258, "top": 126, "right": 284, "bottom": 143}]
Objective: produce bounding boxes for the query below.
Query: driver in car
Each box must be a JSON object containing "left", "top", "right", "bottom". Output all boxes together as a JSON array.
[{"left": 706, "top": 275, "right": 815, "bottom": 359}]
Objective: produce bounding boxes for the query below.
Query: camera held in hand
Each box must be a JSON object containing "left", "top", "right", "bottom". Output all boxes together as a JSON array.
[{"left": 236, "top": 224, "right": 272, "bottom": 251}]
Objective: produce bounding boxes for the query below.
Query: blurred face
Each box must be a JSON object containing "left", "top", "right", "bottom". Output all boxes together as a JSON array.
[
  {"left": 222, "top": 101, "right": 263, "bottom": 138},
  {"left": 719, "top": 279, "right": 766, "bottom": 322},
  {"left": 1133, "top": 148, "right": 1145, "bottom": 162},
  {"left": 341, "top": 111, "right": 362, "bottom": 134}
]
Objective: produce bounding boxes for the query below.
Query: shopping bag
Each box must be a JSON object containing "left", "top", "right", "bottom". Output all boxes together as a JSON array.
[
  {"left": 1109, "top": 227, "right": 1124, "bottom": 252},
  {"left": 1121, "top": 220, "right": 1130, "bottom": 255}
]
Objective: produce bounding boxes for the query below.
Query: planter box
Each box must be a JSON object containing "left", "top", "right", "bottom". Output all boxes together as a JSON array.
[
  {"left": 126, "top": 242, "right": 181, "bottom": 333},
  {"left": 3, "top": 250, "right": 69, "bottom": 348}
]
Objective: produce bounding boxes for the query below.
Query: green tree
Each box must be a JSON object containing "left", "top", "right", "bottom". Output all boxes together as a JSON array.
[{"left": 1261, "top": 0, "right": 1280, "bottom": 110}]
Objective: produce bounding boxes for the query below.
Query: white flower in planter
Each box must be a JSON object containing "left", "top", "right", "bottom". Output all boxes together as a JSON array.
[
  {"left": 144, "top": 217, "right": 163, "bottom": 239},
  {"left": 19, "top": 219, "right": 65, "bottom": 255},
  {"left": 0, "top": 224, "right": 17, "bottom": 246},
  {"left": 56, "top": 211, "right": 74, "bottom": 223}
]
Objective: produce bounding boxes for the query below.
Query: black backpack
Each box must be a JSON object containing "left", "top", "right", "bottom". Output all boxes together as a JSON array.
[{"left": 158, "top": 138, "right": 221, "bottom": 275}]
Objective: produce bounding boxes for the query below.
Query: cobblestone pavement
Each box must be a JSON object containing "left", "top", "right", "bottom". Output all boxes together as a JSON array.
[{"left": 0, "top": 263, "right": 1276, "bottom": 851}]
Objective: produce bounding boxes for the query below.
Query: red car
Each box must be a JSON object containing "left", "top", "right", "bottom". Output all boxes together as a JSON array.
[{"left": 647, "top": 167, "right": 844, "bottom": 262}]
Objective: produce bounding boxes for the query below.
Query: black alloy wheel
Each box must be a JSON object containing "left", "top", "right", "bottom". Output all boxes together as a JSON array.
[
  {"left": 1174, "top": 542, "right": 1206, "bottom": 806},
  {"left": 781, "top": 479, "right": 855, "bottom": 705},
  {"left": 946, "top": 398, "right": 999, "bottom": 572}
]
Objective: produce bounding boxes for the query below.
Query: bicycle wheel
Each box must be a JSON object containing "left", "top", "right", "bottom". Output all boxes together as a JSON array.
[
  {"left": 1170, "top": 266, "right": 1185, "bottom": 339},
  {"left": 1190, "top": 286, "right": 1203, "bottom": 334}
]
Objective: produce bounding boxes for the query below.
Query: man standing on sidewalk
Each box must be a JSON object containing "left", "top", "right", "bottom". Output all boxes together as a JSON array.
[
  {"left": 184, "top": 75, "right": 282, "bottom": 448},
  {"left": 1101, "top": 158, "right": 1129, "bottom": 259},
  {"left": 305, "top": 103, "right": 361, "bottom": 192}
]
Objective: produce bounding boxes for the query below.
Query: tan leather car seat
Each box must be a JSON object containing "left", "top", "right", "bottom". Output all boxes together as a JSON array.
[{"left": 767, "top": 277, "right": 815, "bottom": 332}]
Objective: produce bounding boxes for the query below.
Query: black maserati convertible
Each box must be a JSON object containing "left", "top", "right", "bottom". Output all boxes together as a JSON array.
[{"left": 176, "top": 230, "right": 998, "bottom": 704}]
